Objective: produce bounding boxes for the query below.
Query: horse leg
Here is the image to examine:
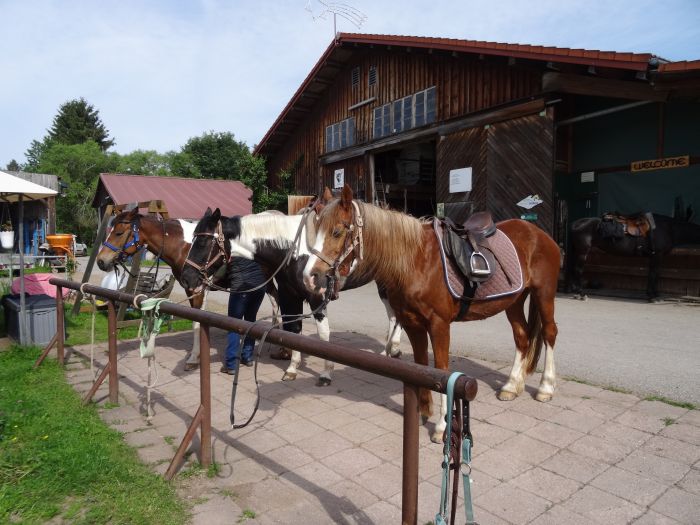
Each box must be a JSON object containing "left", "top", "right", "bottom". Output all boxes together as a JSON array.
[
  {"left": 499, "top": 293, "right": 530, "bottom": 401},
  {"left": 184, "top": 292, "right": 206, "bottom": 371},
  {"left": 647, "top": 254, "right": 662, "bottom": 302},
  {"left": 428, "top": 319, "right": 451, "bottom": 444},
  {"left": 314, "top": 312, "right": 334, "bottom": 387},
  {"left": 266, "top": 282, "right": 282, "bottom": 326},
  {"left": 571, "top": 243, "right": 590, "bottom": 301},
  {"left": 531, "top": 285, "right": 559, "bottom": 402},
  {"left": 382, "top": 300, "right": 403, "bottom": 358},
  {"left": 403, "top": 324, "right": 432, "bottom": 421},
  {"left": 280, "top": 293, "right": 304, "bottom": 381}
]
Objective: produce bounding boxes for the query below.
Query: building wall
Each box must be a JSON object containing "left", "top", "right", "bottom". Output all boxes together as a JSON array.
[{"left": 267, "top": 50, "right": 541, "bottom": 194}]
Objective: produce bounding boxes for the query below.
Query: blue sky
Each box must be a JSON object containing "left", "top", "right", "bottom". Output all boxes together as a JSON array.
[{"left": 1, "top": 0, "right": 699, "bottom": 166}]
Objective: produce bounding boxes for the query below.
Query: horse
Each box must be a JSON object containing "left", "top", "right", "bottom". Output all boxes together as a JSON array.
[
  {"left": 179, "top": 204, "right": 403, "bottom": 386},
  {"left": 568, "top": 213, "right": 700, "bottom": 301},
  {"left": 303, "top": 184, "right": 561, "bottom": 442},
  {"left": 95, "top": 209, "right": 280, "bottom": 371}
]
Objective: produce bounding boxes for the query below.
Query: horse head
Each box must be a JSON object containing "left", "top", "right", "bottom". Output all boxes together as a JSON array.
[
  {"left": 180, "top": 207, "right": 233, "bottom": 293},
  {"left": 96, "top": 208, "right": 142, "bottom": 271},
  {"left": 303, "top": 184, "right": 363, "bottom": 296}
]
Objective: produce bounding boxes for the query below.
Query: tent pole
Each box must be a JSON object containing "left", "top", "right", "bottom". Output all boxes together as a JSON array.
[{"left": 19, "top": 195, "right": 27, "bottom": 345}]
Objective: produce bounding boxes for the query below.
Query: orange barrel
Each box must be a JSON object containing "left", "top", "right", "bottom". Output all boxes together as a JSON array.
[{"left": 46, "top": 234, "right": 74, "bottom": 256}]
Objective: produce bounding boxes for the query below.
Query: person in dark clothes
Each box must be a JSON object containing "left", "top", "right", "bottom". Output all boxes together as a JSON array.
[{"left": 221, "top": 256, "right": 266, "bottom": 374}]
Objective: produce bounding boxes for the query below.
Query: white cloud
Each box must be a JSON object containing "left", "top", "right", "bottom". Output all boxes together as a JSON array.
[{"left": 1, "top": 0, "right": 698, "bottom": 165}]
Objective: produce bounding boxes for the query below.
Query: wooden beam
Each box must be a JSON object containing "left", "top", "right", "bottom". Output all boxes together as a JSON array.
[{"left": 543, "top": 72, "right": 669, "bottom": 101}]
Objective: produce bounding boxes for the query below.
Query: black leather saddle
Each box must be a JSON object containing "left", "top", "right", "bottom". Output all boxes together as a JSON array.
[{"left": 441, "top": 212, "right": 497, "bottom": 283}]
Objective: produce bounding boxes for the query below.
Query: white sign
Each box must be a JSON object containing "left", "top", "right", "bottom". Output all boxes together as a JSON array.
[
  {"left": 449, "top": 167, "right": 472, "bottom": 193},
  {"left": 516, "top": 194, "right": 544, "bottom": 210},
  {"left": 333, "top": 168, "right": 344, "bottom": 189},
  {"left": 580, "top": 171, "right": 595, "bottom": 183}
]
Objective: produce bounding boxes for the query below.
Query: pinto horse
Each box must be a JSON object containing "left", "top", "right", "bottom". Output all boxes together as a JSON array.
[
  {"left": 568, "top": 214, "right": 700, "bottom": 300},
  {"left": 303, "top": 185, "right": 561, "bottom": 442},
  {"left": 95, "top": 209, "right": 280, "bottom": 370},
  {"left": 179, "top": 205, "right": 403, "bottom": 386}
]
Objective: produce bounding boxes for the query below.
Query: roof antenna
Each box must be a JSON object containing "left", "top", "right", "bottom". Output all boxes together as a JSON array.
[{"left": 305, "top": 0, "right": 367, "bottom": 40}]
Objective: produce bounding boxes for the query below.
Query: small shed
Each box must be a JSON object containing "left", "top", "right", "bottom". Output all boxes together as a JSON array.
[{"left": 91, "top": 173, "right": 253, "bottom": 220}]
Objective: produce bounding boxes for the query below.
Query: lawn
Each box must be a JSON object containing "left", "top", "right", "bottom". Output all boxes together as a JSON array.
[{"left": 0, "top": 345, "right": 189, "bottom": 524}]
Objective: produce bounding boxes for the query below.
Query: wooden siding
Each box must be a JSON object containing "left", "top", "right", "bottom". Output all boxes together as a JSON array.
[
  {"left": 267, "top": 49, "right": 541, "bottom": 194},
  {"left": 321, "top": 156, "right": 369, "bottom": 199},
  {"left": 487, "top": 110, "right": 554, "bottom": 232}
]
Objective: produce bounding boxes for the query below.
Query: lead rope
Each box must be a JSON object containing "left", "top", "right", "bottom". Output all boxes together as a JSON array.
[
  {"left": 136, "top": 297, "right": 171, "bottom": 422},
  {"left": 436, "top": 372, "right": 476, "bottom": 525},
  {"left": 79, "top": 283, "right": 99, "bottom": 381}
]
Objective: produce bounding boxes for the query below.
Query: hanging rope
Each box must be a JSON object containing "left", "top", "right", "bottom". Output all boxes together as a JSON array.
[
  {"left": 136, "top": 297, "right": 171, "bottom": 421},
  {"left": 79, "top": 283, "right": 99, "bottom": 381}
]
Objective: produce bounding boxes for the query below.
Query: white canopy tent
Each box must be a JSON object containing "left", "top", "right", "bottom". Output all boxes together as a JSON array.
[{"left": 0, "top": 170, "right": 58, "bottom": 344}]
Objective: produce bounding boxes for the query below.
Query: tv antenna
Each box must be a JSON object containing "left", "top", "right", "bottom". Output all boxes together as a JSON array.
[{"left": 305, "top": 1, "right": 367, "bottom": 38}]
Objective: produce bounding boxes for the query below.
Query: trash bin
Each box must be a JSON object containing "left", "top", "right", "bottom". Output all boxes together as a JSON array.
[{"left": 2, "top": 294, "right": 63, "bottom": 346}]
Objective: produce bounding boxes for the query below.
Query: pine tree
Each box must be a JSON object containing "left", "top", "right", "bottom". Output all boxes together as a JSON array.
[
  {"left": 5, "top": 159, "right": 21, "bottom": 171},
  {"left": 48, "top": 98, "right": 114, "bottom": 151}
]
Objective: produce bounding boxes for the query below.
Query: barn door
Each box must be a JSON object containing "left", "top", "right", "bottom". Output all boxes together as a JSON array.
[{"left": 486, "top": 109, "right": 554, "bottom": 233}]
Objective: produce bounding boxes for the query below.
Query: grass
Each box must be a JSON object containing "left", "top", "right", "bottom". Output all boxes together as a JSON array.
[
  {"left": 662, "top": 417, "right": 676, "bottom": 426},
  {"left": 0, "top": 345, "right": 188, "bottom": 524},
  {"left": 64, "top": 304, "right": 193, "bottom": 346},
  {"left": 238, "top": 509, "right": 257, "bottom": 523},
  {"left": 644, "top": 395, "right": 696, "bottom": 410}
]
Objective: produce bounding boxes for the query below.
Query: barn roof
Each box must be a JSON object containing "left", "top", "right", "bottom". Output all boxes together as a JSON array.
[
  {"left": 255, "top": 33, "right": 697, "bottom": 160},
  {"left": 92, "top": 173, "right": 253, "bottom": 219}
]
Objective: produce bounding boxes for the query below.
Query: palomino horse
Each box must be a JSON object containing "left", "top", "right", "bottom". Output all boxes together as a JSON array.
[
  {"left": 303, "top": 185, "right": 561, "bottom": 442},
  {"left": 568, "top": 213, "right": 700, "bottom": 301},
  {"left": 179, "top": 205, "right": 403, "bottom": 386},
  {"left": 95, "top": 209, "right": 280, "bottom": 370}
]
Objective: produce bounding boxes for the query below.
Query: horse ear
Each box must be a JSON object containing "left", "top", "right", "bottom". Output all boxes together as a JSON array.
[
  {"left": 340, "top": 184, "right": 353, "bottom": 211},
  {"left": 321, "top": 186, "right": 333, "bottom": 203},
  {"left": 212, "top": 208, "right": 221, "bottom": 221},
  {"left": 204, "top": 207, "right": 213, "bottom": 216}
]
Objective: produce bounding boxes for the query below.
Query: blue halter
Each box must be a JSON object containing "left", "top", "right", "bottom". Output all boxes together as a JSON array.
[{"left": 102, "top": 221, "right": 141, "bottom": 258}]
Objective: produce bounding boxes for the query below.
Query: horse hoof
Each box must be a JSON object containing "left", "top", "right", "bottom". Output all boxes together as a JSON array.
[
  {"left": 536, "top": 392, "right": 553, "bottom": 402},
  {"left": 497, "top": 390, "right": 518, "bottom": 401},
  {"left": 430, "top": 431, "right": 444, "bottom": 444},
  {"left": 282, "top": 372, "right": 297, "bottom": 381},
  {"left": 316, "top": 377, "right": 332, "bottom": 387},
  {"left": 184, "top": 363, "right": 199, "bottom": 372}
]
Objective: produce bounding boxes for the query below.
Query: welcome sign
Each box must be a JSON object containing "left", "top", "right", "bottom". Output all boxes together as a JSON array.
[{"left": 631, "top": 155, "right": 689, "bottom": 172}]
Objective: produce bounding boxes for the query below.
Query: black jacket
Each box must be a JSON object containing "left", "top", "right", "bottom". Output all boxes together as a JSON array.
[{"left": 228, "top": 256, "right": 266, "bottom": 292}]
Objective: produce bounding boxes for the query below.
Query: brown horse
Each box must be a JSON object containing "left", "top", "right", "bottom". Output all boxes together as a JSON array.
[
  {"left": 303, "top": 185, "right": 560, "bottom": 442},
  {"left": 95, "top": 209, "right": 280, "bottom": 370}
]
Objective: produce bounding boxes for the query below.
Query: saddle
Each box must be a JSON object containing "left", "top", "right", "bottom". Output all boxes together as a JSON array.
[
  {"left": 441, "top": 212, "right": 497, "bottom": 283},
  {"left": 601, "top": 212, "right": 656, "bottom": 238}
]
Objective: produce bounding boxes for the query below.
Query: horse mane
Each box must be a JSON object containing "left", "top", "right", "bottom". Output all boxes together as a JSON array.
[
  {"left": 320, "top": 200, "right": 427, "bottom": 286},
  {"left": 235, "top": 213, "right": 303, "bottom": 250},
  {"left": 288, "top": 196, "right": 315, "bottom": 215}
]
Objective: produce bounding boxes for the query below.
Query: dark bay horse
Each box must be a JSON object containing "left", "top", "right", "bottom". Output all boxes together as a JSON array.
[
  {"left": 568, "top": 214, "right": 700, "bottom": 300},
  {"left": 179, "top": 206, "right": 402, "bottom": 386},
  {"left": 303, "top": 185, "right": 561, "bottom": 442},
  {"left": 95, "top": 209, "right": 280, "bottom": 370}
]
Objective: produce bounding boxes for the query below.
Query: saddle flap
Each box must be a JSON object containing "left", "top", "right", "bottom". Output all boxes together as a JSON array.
[{"left": 462, "top": 211, "right": 496, "bottom": 238}]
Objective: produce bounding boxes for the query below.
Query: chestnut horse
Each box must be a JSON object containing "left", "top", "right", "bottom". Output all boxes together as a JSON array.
[
  {"left": 303, "top": 185, "right": 560, "bottom": 442},
  {"left": 95, "top": 209, "right": 280, "bottom": 370}
]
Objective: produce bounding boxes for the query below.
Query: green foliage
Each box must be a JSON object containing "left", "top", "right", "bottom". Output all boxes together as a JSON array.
[
  {"left": 0, "top": 346, "right": 188, "bottom": 524},
  {"left": 116, "top": 150, "right": 181, "bottom": 177},
  {"left": 36, "top": 141, "right": 119, "bottom": 242},
  {"left": 48, "top": 97, "right": 114, "bottom": 151},
  {"left": 5, "top": 159, "right": 21, "bottom": 171},
  {"left": 179, "top": 131, "right": 287, "bottom": 212}
]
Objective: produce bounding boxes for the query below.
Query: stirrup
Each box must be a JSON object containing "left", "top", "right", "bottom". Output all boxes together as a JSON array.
[{"left": 469, "top": 251, "right": 491, "bottom": 276}]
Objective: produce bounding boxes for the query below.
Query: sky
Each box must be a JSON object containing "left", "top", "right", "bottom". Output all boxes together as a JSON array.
[{"left": 1, "top": 0, "right": 699, "bottom": 167}]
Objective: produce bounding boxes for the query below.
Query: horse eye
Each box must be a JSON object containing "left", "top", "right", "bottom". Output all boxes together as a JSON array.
[{"left": 332, "top": 228, "right": 342, "bottom": 239}]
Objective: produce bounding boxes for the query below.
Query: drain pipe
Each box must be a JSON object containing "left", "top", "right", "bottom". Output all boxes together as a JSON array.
[{"left": 556, "top": 100, "right": 654, "bottom": 127}]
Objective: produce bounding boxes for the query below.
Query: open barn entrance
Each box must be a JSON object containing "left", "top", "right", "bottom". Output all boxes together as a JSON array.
[{"left": 373, "top": 141, "right": 436, "bottom": 217}]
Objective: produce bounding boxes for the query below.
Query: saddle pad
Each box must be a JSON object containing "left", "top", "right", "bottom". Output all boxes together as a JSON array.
[{"left": 433, "top": 218, "right": 523, "bottom": 301}]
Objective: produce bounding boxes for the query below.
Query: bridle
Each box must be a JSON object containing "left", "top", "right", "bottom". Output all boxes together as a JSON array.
[
  {"left": 102, "top": 220, "right": 143, "bottom": 262},
  {"left": 183, "top": 220, "right": 229, "bottom": 287},
  {"left": 312, "top": 200, "right": 364, "bottom": 278}
]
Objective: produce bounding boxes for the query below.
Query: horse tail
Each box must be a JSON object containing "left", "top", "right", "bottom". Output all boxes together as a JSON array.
[{"left": 524, "top": 296, "right": 544, "bottom": 375}]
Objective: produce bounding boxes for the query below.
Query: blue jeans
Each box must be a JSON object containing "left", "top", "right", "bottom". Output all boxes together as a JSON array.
[{"left": 225, "top": 289, "right": 265, "bottom": 370}]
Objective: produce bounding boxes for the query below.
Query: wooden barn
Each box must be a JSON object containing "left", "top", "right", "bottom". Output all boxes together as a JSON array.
[{"left": 256, "top": 33, "right": 700, "bottom": 297}]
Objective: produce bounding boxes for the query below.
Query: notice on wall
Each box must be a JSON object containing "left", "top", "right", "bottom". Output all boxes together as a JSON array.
[
  {"left": 436, "top": 203, "right": 445, "bottom": 218},
  {"left": 334, "top": 168, "right": 344, "bottom": 189},
  {"left": 517, "top": 194, "right": 543, "bottom": 209},
  {"left": 449, "top": 167, "right": 472, "bottom": 193},
  {"left": 580, "top": 171, "right": 595, "bottom": 183}
]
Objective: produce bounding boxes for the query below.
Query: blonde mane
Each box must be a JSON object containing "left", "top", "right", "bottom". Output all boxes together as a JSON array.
[
  {"left": 238, "top": 213, "right": 303, "bottom": 251},
  {"left": 319, "top": 200, "right": 427, "bottom": 286}
]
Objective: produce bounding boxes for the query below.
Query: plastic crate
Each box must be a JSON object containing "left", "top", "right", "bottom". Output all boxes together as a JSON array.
[{"left": 2, "top": 294, "right": 63, "bottom": 346}]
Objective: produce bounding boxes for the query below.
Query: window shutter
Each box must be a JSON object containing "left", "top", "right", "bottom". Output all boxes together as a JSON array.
[
  {"left": 368, "top": 65, "right": 377, "bottom": 86},
  {"left": 351, "top": 67, "right": 360, "bottom": 88}
]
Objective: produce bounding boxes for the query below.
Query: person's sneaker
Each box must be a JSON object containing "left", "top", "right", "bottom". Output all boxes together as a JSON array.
[
  {"left": 220, "top": 366, "right": 236, "bottom": 375},
  {"left": 241, "top": 358, "right": 254, "bottom": 367}
]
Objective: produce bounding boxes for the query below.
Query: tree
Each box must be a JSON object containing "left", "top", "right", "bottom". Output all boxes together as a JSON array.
[
  {"left": 5, "top": 159, "right": 21, "bottom": 171},
  {"left": 48, "top": 98, "right": 114, "bottom": 151},
  {"left": 116, "top": 150, "right": 176, "bottom": 177},
  {"left": 179, "top": 131, "right": 287, "bottom": 212}
]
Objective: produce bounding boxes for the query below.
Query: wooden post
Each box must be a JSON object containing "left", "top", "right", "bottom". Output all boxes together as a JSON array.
[
  {"left": 82, "top": 301, "right": 119, "bottom": 405},
  {"left": 402, "top": 383, "right": 420, "bottom": 525}
]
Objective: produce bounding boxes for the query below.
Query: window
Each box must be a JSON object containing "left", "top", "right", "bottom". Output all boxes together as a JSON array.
[
  {"left": 372, "top": 86, "right": 437, "bottom": 139},
  {"left": 368, "top": 65, "right": 377, "bottom": 87},
  {"left": 325, "top": 117, "right": 356, "bottom": 153},
  {"left": 351, "top": 67, "right": 360, "bottom": 88}
]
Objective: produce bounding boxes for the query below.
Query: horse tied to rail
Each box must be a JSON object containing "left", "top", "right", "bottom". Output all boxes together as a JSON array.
[{"left": 303, "top": 184, "right": 561, "bottom": 442}]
